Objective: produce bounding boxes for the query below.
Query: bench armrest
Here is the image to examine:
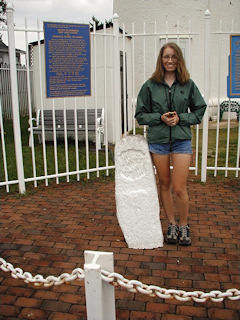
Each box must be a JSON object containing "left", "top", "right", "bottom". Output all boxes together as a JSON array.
[
  {"left": 99, "top": 108, "right": 105, "bottom": 127},
  {"left": 28, "top": 117, "right": 37, "bottom": 126}
]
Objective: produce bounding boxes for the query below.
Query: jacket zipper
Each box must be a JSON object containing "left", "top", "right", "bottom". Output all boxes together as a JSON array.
[{"left": 169, "top": 88, "right": 172, "bottom": 142}]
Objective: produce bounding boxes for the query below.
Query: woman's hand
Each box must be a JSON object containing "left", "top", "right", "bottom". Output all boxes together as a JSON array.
[{"left": 161, "top": 111, "right": 179, "bottom": 127}]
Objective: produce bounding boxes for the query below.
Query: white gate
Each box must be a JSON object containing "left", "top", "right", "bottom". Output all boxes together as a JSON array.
[{"left": 0, "top": 4, "right": 239, "bottom": 194}]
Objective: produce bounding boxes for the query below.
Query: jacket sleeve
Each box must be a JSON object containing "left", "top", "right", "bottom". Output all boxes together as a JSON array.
[
  {"left": 178, "top": 81, "right": 207, "bottom": 126},
  {"left": 135, "top": 81, "right": 162, "bottom": 126}
]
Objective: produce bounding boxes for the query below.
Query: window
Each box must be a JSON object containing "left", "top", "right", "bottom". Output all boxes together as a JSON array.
[{"left": 159, "top": 37, "right": 191, "bottom": 69}]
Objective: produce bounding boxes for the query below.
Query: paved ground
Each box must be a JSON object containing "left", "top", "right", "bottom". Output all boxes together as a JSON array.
[{"left": 0, "top": 174, "right": 239, "bottom": 320}]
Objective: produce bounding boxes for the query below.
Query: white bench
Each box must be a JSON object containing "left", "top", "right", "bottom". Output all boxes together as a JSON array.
[
  {"left": 28, "top": 108, "right": 105, "bottom": 149},
  {"left": 220, "top": 101, "right": 240, "bottom": 121}
]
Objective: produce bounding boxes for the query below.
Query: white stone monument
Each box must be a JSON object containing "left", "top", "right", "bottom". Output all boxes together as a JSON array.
[{"left": 115, "top": 135, "right": 163, "bottom": 249}]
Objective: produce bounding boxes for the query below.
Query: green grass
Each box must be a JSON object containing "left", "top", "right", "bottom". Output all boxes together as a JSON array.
[
  {"left": 1, "top": 118, "right": 239, "bottom": 193},
  {"left": 192, "top": 125, "right": 239, "bottom": 177},
  {"left": 0, "top": 117, "right": 114, "bottom": 193},
  {"left": 131, "top": 124, "right": 239, "bottom": 178}
]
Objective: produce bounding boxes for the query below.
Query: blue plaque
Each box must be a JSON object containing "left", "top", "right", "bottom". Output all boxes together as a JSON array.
[
  {"left": 227, "top": 35, "right": 240, "bottom": 98},
  {"left": 44, "top": 22, "right": 91, "bottom": 98}
]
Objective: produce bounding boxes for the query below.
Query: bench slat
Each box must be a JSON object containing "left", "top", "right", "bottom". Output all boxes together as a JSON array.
[
  {"left": 28, "top": 108, "right": 105, "bottom": 148},
  {"left": 32, "top": 125, "right": 96, "bottom": 132},
  {"left": 38, "top": 109, "right": 103, "bottom": 126}
]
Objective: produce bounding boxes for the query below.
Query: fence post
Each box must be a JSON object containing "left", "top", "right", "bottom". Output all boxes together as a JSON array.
[
  {"left": 113, "top": 13, "right": 121, "bottom": 144},
  {"left": 84, "top": 250, "right": 116, "bottom": 320},
  {"left": 201, "top": 9, "right": 210, "bottom": 182},
  {"left": 6, "top": 3, "right": 26, "bottom": 193}
]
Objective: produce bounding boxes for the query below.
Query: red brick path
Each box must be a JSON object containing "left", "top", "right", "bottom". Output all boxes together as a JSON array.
[{"left": 0, "top": 175, "right": 239, "bottom": 320}]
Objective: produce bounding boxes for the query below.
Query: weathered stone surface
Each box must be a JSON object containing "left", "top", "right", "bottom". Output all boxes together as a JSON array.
[{"left": 115, "top": 135, "right": 163, "bottom": 249}]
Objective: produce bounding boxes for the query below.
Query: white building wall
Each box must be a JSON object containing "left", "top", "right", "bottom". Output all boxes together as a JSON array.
[{"left": 113, "top": 0, "right": 240, "bottom": 118}]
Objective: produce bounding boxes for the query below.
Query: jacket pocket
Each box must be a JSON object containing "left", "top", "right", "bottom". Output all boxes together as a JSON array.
[
  {"left": 147, "top": 124, "right": 170, "bottom": 143},
  {"left": 172, "top": 125, "right": 192, "bottom": 141}
]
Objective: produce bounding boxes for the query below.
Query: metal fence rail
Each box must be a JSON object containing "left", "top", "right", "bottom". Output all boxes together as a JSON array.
[
  {"left": 0, "top": 6, "right": 239, "bottom": 194},
  {"left": 0, "top": 5, "right": 117, "bottom": 193}
]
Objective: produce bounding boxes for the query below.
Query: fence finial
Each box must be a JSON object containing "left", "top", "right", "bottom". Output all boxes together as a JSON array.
[
  {"left": 205, "top": 9, "right": 210, "bottom": 16},
  {"left": 6, "top": 3, "right": 14, "bottom": 11}
]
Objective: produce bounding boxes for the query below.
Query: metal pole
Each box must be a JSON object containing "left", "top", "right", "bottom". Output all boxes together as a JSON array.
[
  {"left": 6, "top": 3, "right": 26, "bottom": 193},
  {"left": 113, "top": 13, "right": 121, "bottom": 143},
  {"left": 201, "top": 9, "right": 210, "bottom": 182},
  {"left": 84, "top": 250, "right": 116, "bottom": 320}
]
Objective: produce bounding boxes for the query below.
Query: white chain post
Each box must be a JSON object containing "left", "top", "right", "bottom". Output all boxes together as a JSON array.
[
  {"left": 84, "top": 251, "right": 116, "bottom": 320},
  {"left": 0, "top": 256, "right": 239, "bottom": 305}
]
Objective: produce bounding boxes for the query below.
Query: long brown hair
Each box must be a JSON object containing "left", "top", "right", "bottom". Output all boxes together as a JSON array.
[{"left": 150, "top": 42, "right": 190, "bottom": 85}]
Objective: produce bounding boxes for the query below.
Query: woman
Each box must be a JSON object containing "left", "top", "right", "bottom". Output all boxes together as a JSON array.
[{"left": 135, "top": 42, "right": 206, "bottom": 245}]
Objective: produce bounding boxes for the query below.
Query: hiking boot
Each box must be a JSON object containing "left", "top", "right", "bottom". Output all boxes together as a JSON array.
[
  {"left": 178, "top": 224, "right": 191, "bottom": 245},
  {"left": 165, "top": 224, "right": 179, "bottom": 244}
]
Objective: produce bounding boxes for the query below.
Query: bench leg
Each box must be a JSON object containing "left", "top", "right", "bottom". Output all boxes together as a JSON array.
[
  {"left": 103, "top": 132, "right": 106, "bottom": 147},
  {"left": 219, "top": 111, "right": 223, "bottom": 121},
  {"left": 97, "top": 127, "right": 106, "bottom": 150},
  {"left": 38, "top": 134, "right": 42, "bottom": 144},
  {"left": 97, "top": 129, "right": 101, "bottom": 150},
  {"left": 29, "top": 132, "right": 33, "bottom": 148}
]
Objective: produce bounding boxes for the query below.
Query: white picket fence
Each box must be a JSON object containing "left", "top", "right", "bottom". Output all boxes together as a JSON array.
[
  {"left": 0, "top": 64, "right": 34, "bottom": 119},
  {"left": 0, "top": 4, "right": 239, "bottom": 194}
]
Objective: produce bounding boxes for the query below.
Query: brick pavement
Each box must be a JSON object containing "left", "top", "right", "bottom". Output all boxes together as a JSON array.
[{"left": 0, "top": 175, "right": 239, "bottom": 320}]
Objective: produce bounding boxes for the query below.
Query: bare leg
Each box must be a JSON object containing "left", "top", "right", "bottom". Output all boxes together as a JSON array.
[
  {"left": 172, "top": 153, "right": 192, "bottom": 226},
  {"left": 151, "top": 153, "right": 176, "bottom": 224}
]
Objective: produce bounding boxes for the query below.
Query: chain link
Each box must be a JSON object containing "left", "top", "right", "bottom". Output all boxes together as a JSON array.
[
  {"left": 0, "top": 258, "right": 85, "bottom": 287},
  {"left": 101, "top": 269, "right": 240, "bottom": 302},
  {"left": 1, "top": 257, "right": 239, "bottom": 302}
]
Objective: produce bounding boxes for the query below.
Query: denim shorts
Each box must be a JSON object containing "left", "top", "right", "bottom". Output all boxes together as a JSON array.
[{"left": 149, "top": 140, "right": 193, "bottom": 155}]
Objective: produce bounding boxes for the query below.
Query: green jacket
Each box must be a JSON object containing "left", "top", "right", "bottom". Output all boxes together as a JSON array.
[{"left": 135, "top": 79, "right": 207, "bottom": 144}]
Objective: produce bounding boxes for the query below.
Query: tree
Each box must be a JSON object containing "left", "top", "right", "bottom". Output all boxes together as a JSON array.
[
  {"left": 89, "top": 16, "right": 112, "bottom": 28},
  {"left": 90, "top": 16, "right": 101, "bottom": 28},
  {"left": 0, "top": 0, "right": 7, "bottom": 24}
]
